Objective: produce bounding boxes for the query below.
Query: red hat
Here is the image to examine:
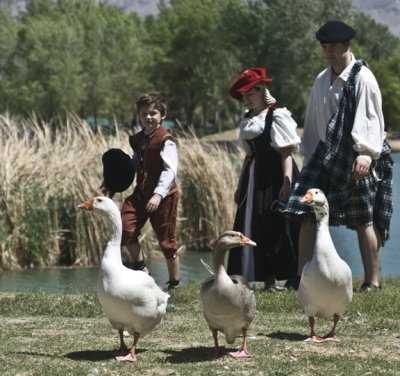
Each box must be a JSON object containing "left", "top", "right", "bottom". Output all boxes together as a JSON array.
[{"left": 229, "top": 68, "right": 273, "bottom": 100}]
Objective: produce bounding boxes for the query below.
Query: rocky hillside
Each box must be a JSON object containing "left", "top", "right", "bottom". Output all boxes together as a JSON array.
[
  {"left": 101, "top": 0, "right": 163, "bottom": 16},
  {"left": 2, "top": 0, "right": 399, "bottom": 37},
  {"left": 352, "top": 0, "right": 400, "bottom": 37},
  {"left": 106, "top": 0, "right": 400, "bottom": 37}
]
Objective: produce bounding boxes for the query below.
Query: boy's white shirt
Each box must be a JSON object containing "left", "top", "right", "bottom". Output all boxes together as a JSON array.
[
  {"left": 156, "top": 139, "right": 178, "bottom": 198},
  {"left": 132, "top": 125, "right": 178, "bottom": 198}
]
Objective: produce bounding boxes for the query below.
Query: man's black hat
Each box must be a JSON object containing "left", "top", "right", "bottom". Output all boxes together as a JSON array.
[
  {"left": 316, "top": 21, "right": 356, "bottom": 43},
  {"left": 102, "top": 148, "right": 135, "bottom": 193}
]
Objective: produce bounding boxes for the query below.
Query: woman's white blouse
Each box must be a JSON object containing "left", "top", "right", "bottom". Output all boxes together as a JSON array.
[{"left": 238, "top": 107, "right": 301, "bottom": 155}]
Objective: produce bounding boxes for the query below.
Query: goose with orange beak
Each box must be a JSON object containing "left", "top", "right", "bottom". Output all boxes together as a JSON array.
[
  {"left": 200, "top": 231, "right": 257, "bottom": 359},
  {"left": 297, "top": 188, "right": 353, "bottom": 342}
]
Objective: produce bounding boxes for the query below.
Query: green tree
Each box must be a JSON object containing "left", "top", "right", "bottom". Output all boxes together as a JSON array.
[
  {"left": 0, "top": 0, "right": 398, "bottom": 133},
  {"left": 255, "top": 0, "right": 353, "bottom": 122},
  {"left": 67, "top": 0, "right": 147, "bottom": 127},
  {"left": 147, "top": 0, "right": 244, "bottom": 131},
  {"left": 1, "top": 0, "right": 85, "bottom": 119},
  {"left": 0, "top": 9, "right": 19, "bottom": 113},
  {"left": 17, "top": 15, "right": 84, "bottom": 119},
  {"left": 351, "top": 12, "right": 400, "bottom": 61},
  {"left": 371, "top": 55, "right": 400, "bottom": 133},
  {"left": 349, "top": 13, "right": 400, "bottom": 133},
  {"left": 0, "top": 0, "right": 147, "bottom": 124}
]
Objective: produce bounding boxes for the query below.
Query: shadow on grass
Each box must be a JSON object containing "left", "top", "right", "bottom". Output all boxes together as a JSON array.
[
  {"left": 267, "top": 331, "right": 306, "bottom": 341},
  {"left": 164, "top": 346, "right": 240, "bottom": 363},
  {"left": 64, "top": 348, "right": 146, "bottom": 361},
  {"left": 12, "top": 351, "right": 64, "bottom": 359}
]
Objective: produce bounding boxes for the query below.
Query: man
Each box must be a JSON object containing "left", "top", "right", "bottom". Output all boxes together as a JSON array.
[{"left": 285, "top": 20, "right": 393, "bottom": 292}]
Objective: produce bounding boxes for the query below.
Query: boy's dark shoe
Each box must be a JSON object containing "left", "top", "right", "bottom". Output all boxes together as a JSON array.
[
  {"left": 166, "top": 279, "right": 180, "bottom": 290},
  {"left": 356, "top": 282, "right": 381, "bottom": 293}
]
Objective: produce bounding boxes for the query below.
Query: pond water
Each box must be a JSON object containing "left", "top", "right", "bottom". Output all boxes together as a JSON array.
[
  {"left": 0, "top": 154, "right": 399, "bottom": 294},
  {"left": 0, "top": 251, "right": 213, "bottom": 294}
]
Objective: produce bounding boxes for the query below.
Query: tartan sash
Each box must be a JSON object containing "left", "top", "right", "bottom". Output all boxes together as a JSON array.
[
  {"left": 322, "top": 60, "right": 367, "bottom": 191},
  {"left": 285, "top": 60, "right": 393, "bottom": 244}
]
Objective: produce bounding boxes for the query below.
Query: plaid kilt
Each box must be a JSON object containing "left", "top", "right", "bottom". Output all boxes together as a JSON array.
[
  {"left": 285, "top": 60, "right": 393, "bottom": 244},
  {"left": 285, "top": 141, "right": 393, "bottom": 244}
]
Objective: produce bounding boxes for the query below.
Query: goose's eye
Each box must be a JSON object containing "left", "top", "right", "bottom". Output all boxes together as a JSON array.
[{"left": 97, "top": 198, "right": 103, "bottom": 202}]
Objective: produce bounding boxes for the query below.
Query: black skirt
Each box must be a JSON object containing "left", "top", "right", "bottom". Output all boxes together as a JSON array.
[{"left": 227, "top": 109, "right": 299, "bottom": 282}]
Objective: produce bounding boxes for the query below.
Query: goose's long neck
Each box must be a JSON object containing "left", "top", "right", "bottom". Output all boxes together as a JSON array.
[
  {"left": 105, "top": 208, "right": 122, "bottom": 243},
  {"left": 314, "top": 202, "right": 335, "bottom": 258},
  {"left": 101, "top": 208, "right": 123, "bottom": 262},
  {"left": 212, "top": 243, "right": 228, "bottom": 274},
  {"left": 314, "top": 203, "right": 329, "bottom": 227}
]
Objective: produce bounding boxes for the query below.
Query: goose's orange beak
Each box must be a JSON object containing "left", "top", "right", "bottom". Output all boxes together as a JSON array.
[
  {"left": 301, "top": 190, "right": 313, "bottom": 204},
  {"left": 240, "top": 234, "right": 257, "bottom": 247},
  {"left": 77, "top": 198, "right": 94, "bottom": 210}
]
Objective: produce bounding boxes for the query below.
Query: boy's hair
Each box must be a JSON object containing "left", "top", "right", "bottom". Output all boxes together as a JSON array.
[{"left": 136, "top": 93, "right": 167, "bottom": 116}]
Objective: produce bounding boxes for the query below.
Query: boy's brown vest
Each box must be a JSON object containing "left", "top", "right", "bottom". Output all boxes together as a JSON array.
[{"left": 129, "top": 126, "right": 177, "bottom": 199}]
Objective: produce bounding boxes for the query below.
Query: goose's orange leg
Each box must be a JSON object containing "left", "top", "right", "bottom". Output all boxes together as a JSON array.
[
  {"left": 228, "top": 328, "right": 252, "bottom": 358},
  {"left": 116, "top": 331, "right": 140, "bottom": 362},
  {"left": 115, "top": 329, "right": 129, "bottom": 357},
  {"left": 304, "top": 317, "right": 324, "bottom": 343},
  {"left": 212, "top": 329, "right": 224, "bottom": 359},
  {"left": 322, "top": 313, "right": 340, "bottom": 341}
]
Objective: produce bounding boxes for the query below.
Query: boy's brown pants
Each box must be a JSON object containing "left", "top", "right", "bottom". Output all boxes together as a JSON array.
[{"left": 121, "top": 190, "right": 179, "bottom": 259}]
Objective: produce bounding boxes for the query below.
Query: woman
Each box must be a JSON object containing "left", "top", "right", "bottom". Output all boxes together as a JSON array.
[{"left": 227, "top": 68, "right": 301, "bottom": 291}]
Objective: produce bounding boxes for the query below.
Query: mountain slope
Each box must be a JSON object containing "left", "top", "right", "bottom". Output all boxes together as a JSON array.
[
  {"left": 1, "top": 0, "right": 399, "bottom": 37},
  {"left": 352, "top": 0, "right": 400, "bottom": 37}
]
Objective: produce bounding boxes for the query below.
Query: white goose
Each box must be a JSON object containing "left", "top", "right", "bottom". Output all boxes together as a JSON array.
[
  {"left": 298, "top": 188, "right": 353, "bottom": 342},
  {"left": 200, "top": 231, "right": 257, "bottom": 358},
  {"left": 77, "top": 196, "right": 169, "bottom": 362}
]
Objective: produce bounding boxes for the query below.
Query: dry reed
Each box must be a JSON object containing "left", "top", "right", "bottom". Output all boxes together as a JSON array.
[{"left": 0, "top": 115, "right": 241, "bottom": 270}]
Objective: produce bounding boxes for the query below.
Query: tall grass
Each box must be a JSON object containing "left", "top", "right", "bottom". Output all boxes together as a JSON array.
[{"left": 0, "top": 114, "right": 241, "bottom": 270}]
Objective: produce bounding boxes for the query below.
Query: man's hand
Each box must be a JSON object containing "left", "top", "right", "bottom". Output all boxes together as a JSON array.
[
  {"left": 146, "top": 193, "right": 162, "bottom": 212},
  {"left": 352, "top": 157, "right": 370, "bottom": 181}
]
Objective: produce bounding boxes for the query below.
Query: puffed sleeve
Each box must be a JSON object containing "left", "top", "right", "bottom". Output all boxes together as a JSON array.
[
  {"left": 270, "top": 108, "right": 301, "bottom": 150},
  {"left": 351, "top": 69, "right": 385, "bottom": 160}
]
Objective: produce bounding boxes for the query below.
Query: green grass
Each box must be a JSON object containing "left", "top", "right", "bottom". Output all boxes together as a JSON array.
[{"left": 1, "top": 280, "right": 400, "bottom": 375}]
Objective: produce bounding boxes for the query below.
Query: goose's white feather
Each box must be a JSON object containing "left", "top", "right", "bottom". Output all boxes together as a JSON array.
[
  {"left": 79, "top": 197, "right": 169, "bottom": 338},
  {"left": 200, "top": 258, "right": 214, "bottom": 276},
  {"left": 298, "top": 189, "right": 353, "bottom": 322}
]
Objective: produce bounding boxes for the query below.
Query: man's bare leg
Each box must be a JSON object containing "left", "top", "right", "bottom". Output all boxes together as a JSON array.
[{"left": 356, "top": 224, "right": 381, "bottom": 288}]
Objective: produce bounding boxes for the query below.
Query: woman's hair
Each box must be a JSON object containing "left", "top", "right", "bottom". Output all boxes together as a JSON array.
[
  {"left": 254, "top": 84, "right": 276, "bottom": 105},
  {"left": 136, "top": 93, "right": 167, "bottom": 116}
]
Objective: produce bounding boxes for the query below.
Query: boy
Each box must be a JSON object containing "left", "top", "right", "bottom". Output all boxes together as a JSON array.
[{"left": 102, "top": 93, "right": 180, "bottom": 289}]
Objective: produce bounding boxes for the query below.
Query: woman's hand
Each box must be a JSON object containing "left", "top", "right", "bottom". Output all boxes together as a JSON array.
[
  {"left": 279, "top": 177, "right": 292, "bottom": 202},
  {"left": 279, "top": 150, "right": 293, "bottom": 202}
]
